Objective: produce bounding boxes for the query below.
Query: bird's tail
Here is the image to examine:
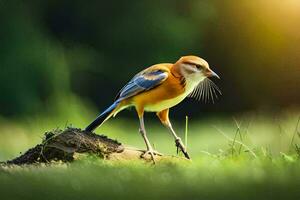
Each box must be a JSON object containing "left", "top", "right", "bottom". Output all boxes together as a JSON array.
[{"left": 85, "top": 101, "right": 120, "bottom": 132}]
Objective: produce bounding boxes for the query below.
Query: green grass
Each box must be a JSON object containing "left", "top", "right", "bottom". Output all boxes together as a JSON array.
[
  {"left": 0, "top": 108, "right": 300, "bottom": 200},
  {"left": 1, "top": 156, "right": 300, "bottom": 200}
]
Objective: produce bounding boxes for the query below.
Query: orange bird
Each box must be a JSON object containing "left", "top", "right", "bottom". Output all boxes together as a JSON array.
[{"left": 85, "top": 55, "right": 220, "bottom": 161}]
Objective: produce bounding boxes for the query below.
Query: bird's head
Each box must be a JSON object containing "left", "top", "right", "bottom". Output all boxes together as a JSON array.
[
  {"left": 173, "top": 55, "right": 220, "bottom": 81},
  {"left": 172, "top": 55, "right": 221, "bottom": 103}
]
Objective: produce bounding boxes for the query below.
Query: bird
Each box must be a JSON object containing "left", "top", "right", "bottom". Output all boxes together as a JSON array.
[{"left": 85, "top": 55, "right": 221, "bottom": 162}]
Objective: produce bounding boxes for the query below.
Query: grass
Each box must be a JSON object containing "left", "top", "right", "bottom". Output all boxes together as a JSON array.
[
  {"left": 0, "top": 108, "right": 300, "bottom": 200},
  {"left": 1, "top": 156, "right": 300, "bottom": 200}
]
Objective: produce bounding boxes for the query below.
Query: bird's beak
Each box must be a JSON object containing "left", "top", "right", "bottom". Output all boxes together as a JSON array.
[{"left": 207, "top": 69, "right": 220, "bottom": 79}]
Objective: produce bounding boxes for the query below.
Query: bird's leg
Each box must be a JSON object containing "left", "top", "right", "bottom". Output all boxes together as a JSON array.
[
  {"left": 138, "top": 116, "right": 162, "bottom": 163},
  {"left": 167, "top": 124, "right": 190, "bottom": 159},
  {"left": 157, "top": 109, "right": 190, "bottom": 159}
]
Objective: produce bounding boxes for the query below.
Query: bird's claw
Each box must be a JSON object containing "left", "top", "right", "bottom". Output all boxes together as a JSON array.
[
  {"left": 141, "top": 149, "right": 163, "bottom": 164},
  {"left": 175, "top": 138, "right": 190, "bottom": 159}
]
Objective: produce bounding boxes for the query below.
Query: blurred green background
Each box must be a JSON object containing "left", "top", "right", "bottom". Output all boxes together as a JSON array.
[
  {"left": 0, "top": 0, "right": 299, "bottom": 155},
  {"left": 1, "top": 0, "right": 299, "bottom": 118},
  {"left": 0, "top": 1, "right": 300, "bottom": 199}
]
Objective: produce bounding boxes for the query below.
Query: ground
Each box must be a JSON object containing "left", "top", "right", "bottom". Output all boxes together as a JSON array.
[{"left": 0, "top": 111, "right": 299, "bottom": 200}]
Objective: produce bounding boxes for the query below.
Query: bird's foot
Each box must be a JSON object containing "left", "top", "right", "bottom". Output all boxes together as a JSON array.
[
  {"left": 175, "top": 138, "right": 191, "bottom": 159},
  {"left": 141, "top": 149, "right": 163, "bottom": 164}
]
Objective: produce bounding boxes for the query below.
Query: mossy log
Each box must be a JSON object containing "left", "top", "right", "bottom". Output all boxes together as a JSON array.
[{"left": 5, "top": 128, "right": 184, "bottom": 165}]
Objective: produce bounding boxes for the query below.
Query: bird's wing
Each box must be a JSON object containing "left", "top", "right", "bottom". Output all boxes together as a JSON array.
[{"left": 115, "top": 69, "right": 168, "bottom": 101}]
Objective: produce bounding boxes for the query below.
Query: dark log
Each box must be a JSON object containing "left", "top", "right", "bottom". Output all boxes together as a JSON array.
[{"left": 4, "top": 127, "right": 184, "bottom": 165}]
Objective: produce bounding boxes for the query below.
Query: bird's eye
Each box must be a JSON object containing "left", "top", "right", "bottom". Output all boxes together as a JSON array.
[{"left": 195, "top": 64, "right": 202, "bottom": 69}]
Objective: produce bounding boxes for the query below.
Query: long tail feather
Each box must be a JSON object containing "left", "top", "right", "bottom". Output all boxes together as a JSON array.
[{"left": 85, "top": 101, "right": 119, "bottom": 132}]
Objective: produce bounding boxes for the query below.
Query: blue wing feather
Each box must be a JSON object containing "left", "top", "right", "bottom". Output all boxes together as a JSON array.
[
  {"left": 116, "top": 70, "right": 168, "bottom": 100},
  {"left": 85, "top": 69, "right": 168, "bottom": 131}
]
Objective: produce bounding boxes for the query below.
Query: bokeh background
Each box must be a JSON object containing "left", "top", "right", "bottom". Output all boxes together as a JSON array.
[
  {"left": 1, "top": 1, "right": 300, "bottom": 199},
  {"left": 1, "top": 0, "right": 300, "bottom": 118},
  {"left": 0, "top": 0, "right": 300, "bottom": 160}
]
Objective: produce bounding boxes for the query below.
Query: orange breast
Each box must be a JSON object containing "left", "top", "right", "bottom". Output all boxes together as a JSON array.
[{"left": 131, "top": 65, "right": 186, "bottom": 111}]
